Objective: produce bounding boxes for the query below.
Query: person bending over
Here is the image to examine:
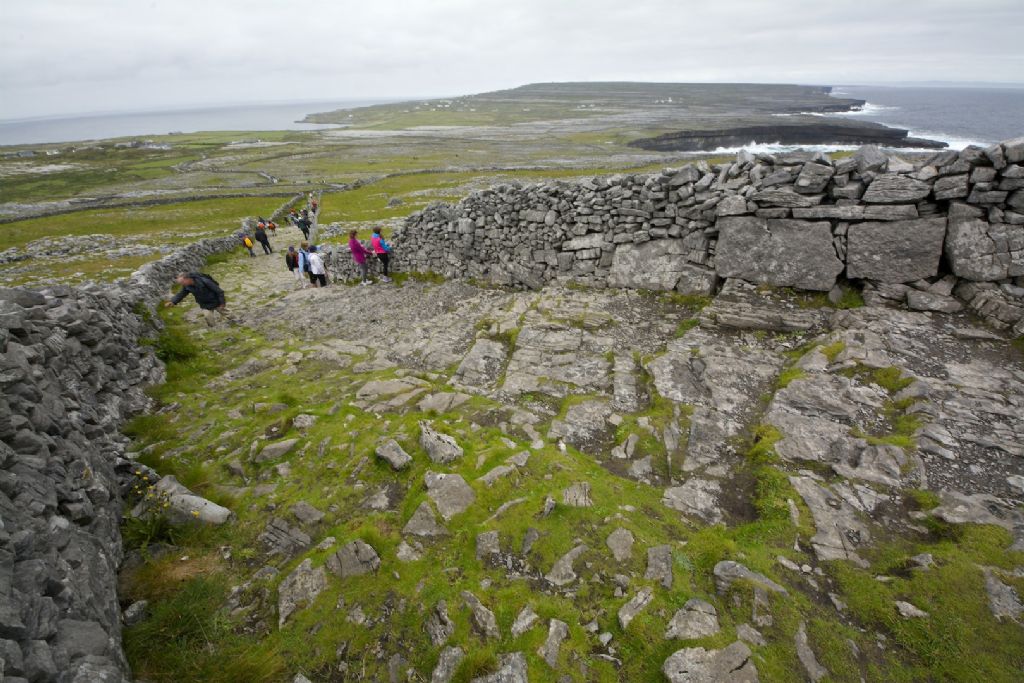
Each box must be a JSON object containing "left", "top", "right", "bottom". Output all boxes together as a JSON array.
[{"left": 164, "top": 272, "right": 232, "bottom": 326}]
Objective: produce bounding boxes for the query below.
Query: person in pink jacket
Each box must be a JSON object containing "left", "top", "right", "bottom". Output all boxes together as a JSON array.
[
  {"left": 348, "top": 229, "right": 372, "bottom": 286},
  {"left": 371, "top": 227, "right": 392, "bottom": 282}
]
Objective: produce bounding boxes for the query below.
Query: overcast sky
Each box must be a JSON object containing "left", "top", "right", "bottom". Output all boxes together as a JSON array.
[{"left": 1, "top": 0, "right": 1022, "bottom": 120}]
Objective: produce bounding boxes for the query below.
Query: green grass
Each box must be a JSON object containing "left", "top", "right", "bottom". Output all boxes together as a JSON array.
[
  {"left": 830, "top": 525, "right": 1024, "bottom": 682},
  {"left": 0, "top": 196, "right": 277, "bottom": 251},
  {"left": 839, "top": 364, "right": 913, "bottom": 394},
  {"left": 123, "top": 573, "right": 287, "bottom": 683},
  {"left": 775, "top": 366, "right": 806, "bottom": 390},
  {"left": 820, "top": 340, "right": 846, "bottom": 362},
  {"left": 113, "top": 245, "right": 1024, "bottom": 682},
  {"left": 906, "top": 488, "right": 940, "bottom": 511},
  {"left": 674, "top": 318, "right": 700, "bottom": 337}
]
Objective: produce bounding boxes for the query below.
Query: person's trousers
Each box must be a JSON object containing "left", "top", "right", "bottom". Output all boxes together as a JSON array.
[
  {"left": 292, "top": 269, "right": 304, "bottom": 285},
  {"left": 312, "top": 273, "right": 327, "bottom": 287},
  {"left": 260, "top": 241, "right": 272, "bottom": 254},
  {"left": 376, "top": 252, "right": 390, "bottom": 276},
  {"left": 357, "top": 261, "right": 368, "bottom": 281}
]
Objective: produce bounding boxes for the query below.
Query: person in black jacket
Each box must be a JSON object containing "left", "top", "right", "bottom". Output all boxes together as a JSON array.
[
  {"left": 164, "top": 272, "right": 232, "bottom": 325},
  {"left": 254, "top": 224, "right": 272, "bottom": 254}
]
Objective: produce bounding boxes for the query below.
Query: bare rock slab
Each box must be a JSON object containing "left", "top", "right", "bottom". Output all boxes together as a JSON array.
[
  {"left": 431, "top": 646, "right": 464, "bottom": 683},
  {"left": 716, "top": 217, "right": 843, "bottom": 291},
  {"left": 425, "top": 471, "right": 476, "bottom": 520},
  {"left": 277, "top": 559, "right": 326, "bottom": 628},
  {"left": 646, "top": 545, "right": 673, "bottom": 589},
  {"left": 255, "top": 438, "right": 298, "bottom": 463},
  {"left": 713, "top": 561, "right": 788, "bottom": 596},
  {"left": 469, "top": 652, "right": 528, "bottom": 683},
  {"left": 546, "top": 544, "right": 588, "bottom": 587},
  {"left": 663, "top": 478, "right": 724, "bottom": 524},
  {"left": 402, "top": 501, "right": 448, "bottom": 537},
  {"left": 665, "top": 599, "right": 720, "bottom": 640},
  {"left": 290, "top": 501, "right": 324, "bottom": 526},
  {"left": 663, "top": 641, "right": 759, "bottom": 683},
  {"left": 537, "top": 618, "right": 568, "bottom": 667},
  {"left": 795, "top": 621, "right": 828, "bottom": 682},
  {"left": 420, "top": 421, "right": 464, "bottom": 464},
  {"left": 461, "top": 591, "right": 500, "bottom": 640},
  {"left": 327, "top": 539, "right": 381, "bottom": 578},
  {"left": 562, "top": 481, "right": 593, "bottom": 507},
  {"left": 618, "top": 587, "right": 654, "bottom": 629},
  {"left": 606, "top": 527, "right": 635, "bottom": 563},
  {"left": 846, "top": 218, "right": 947, "bottom": 283},
  {"left": 511, "top": 605, "right": 540, "bottom": 637},
  {"left": 426, "top": 600, "right": 455, "bottom": 647},
  {"left": 375, "top": 438, "right": 412, "bottom": 470}
]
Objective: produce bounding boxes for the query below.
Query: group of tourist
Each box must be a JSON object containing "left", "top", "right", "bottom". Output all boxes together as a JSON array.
[
  {"left": 238, "top": 217, "right": 277, "bottom": 257},
  {"left": 284, "top": 227, "right": 392, "bottom": 289},
  {"left": 170, "top": 194, "right": 395, "bottom": 321}
]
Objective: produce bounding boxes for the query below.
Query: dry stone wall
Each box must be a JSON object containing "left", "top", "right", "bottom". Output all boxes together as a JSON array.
[
  {"left": 368, "top": 136, "right": 1024, "bottom": 334},
  {"left": 0, "top": 193, "right": 300, "bottom": 682},
  {"left": 0, "top": 233, "right": 241, "bottom": 682}
]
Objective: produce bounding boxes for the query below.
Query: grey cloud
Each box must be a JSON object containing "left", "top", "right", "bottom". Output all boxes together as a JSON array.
[{"left": 1, "top": 0, "right": 1022, "bottom": 119}]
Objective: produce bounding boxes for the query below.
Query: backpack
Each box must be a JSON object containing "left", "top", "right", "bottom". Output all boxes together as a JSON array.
[
  {"left": 193, "top": 273, "right": 223, "bottom": 298},
  {"left": 243, "top": 237, "right": 253, "bottom": 248},
  {"left": 299, "top": 250, "right": 311, "bottom": 271},
  {"left": 198, "top": 273, "right": 220, "bottom": 287}
]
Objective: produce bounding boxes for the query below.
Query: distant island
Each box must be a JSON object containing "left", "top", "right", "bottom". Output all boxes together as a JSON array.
[{"left": 304, "top": 82, "right": 947, "bottom": 150}]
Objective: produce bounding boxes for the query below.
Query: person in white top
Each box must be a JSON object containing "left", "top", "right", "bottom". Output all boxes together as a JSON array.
[{"left": 308, "top": 246, "right": 327, "bottom": 287}]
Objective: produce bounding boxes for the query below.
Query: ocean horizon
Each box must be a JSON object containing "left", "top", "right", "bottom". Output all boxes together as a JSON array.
[
  {"left": 2, "top": 85, "right": 1022, "bottom": 150},
  {"left": 0, "top": 99, "right": 402, "bottom": 147}
]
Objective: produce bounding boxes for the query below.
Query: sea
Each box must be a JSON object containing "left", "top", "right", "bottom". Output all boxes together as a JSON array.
[
  {"left": 829, "top": 85, "right": 1024, "bottom": 149},
  {"left": 2, "top": 86, "right": 1023, "bottom": 151},
  {"left": 709, "top": 84, "right": 1024, "bottom": 155},
  {"left": 0, "top": 99, "right": 399, "bottom": 147}
]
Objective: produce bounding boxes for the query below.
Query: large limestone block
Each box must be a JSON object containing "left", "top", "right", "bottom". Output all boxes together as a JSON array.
[
  {"left": 946, "top": 216, "right": 1024, "bottom": 281},
  {"left": 862, "top": 174, "right": 931, "bottom": 203},
  {"left": 608, "top": 239, "right": 715, "bottom": 294},
  {"left": 846, "top": 218, "right": 947, "bottom": 283},
  {"left": 663, "top": 642, "right": 759, "bottom": 683},
  {"left": 716, "top": 217, "right": 843, "bottom": 291}
]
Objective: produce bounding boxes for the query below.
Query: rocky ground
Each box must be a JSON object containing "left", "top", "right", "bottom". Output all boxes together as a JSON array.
[{"left": 113, "top": 243, "right": 1024, "bottom": 682}]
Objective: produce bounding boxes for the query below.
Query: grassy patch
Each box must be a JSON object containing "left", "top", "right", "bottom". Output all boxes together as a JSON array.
[
  {"left": 830, "top": 525, "right": 1024, "bottom": 681},
  {"left": 674, "top": 318, "right": 700, "bottom": 337},
  {"left": 906, "top": 488, "right": 940, "bottom": 511},
  {"left": 123, "top": 573, "right": 287, "bottom": 683},
  {"left": 775, "top": 366, "right": 806, "bottom": 390},
  {"left": 0, "top": 196, "right": 275, "bottom": 251},
  {"left": 820, "top": 340, "right": 846, "bottom": 362},
  {"left": 839, "top": 364, "right": 913, "bottom": 394}
]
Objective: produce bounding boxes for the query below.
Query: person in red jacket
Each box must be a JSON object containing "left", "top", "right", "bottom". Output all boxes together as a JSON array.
[
  {"left": 370, "top": 227, "right": 392, "bottom": 282},
  {"left": 348, "top": 229, "right": 372, "bottom": 286}
]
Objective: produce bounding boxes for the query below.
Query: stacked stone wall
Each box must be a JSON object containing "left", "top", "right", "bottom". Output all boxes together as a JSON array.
[
  {"left": 339, "top": 137, "right": 1024, "bottom": 334},
  {"left": 0, "top": 234, "right": 240, "bottom": 682}
]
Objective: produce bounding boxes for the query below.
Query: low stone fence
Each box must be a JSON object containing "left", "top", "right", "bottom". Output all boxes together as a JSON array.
[
  {"left": 0, "top": 233, "right": 241, "bottom": 681},
  {"left": 360, "top": 137, "right": 1023, "bottom": 334}
]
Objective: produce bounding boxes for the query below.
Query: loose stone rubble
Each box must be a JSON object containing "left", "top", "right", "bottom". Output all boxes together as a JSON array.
[{"left": 6, "top": 138, "right": 1024, "bottom": 682}]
